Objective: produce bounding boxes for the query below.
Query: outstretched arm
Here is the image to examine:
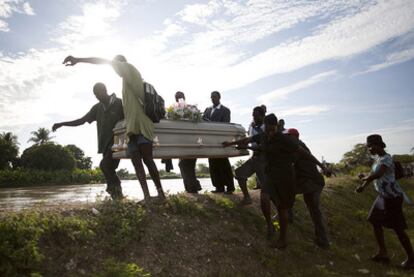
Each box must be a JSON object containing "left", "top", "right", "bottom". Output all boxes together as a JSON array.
[
  {"left": 52, "top": 116, "right": 88, "bottom": 132},
  {"left": 222, "top": 137, "right": 252, "bottom": 148},
  {"left": 355, "top": 164, "right": 387, "bottom": 193},
  {"left": 63, "top": 56, "right": 111, "bottom": 66}
]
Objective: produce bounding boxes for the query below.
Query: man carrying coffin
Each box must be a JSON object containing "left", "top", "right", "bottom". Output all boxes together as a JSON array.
[{"left": 202, "top": 91, "right": 235, "bottom": 194}]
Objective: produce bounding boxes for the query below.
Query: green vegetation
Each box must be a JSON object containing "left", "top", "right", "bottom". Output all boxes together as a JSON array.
[
  {"left": 0, "top": 129, "right": 103, "bottom": 187},
  {"left": 21, "top": 143, "right": 76, "bottom": 171},
  {"left": 0, "top": 168, "right": 104, "bottom": 188},
  {"left": 1, "top": 177, "right": 414, "bottom": 276},
  {"left": 64, "top": 144, "right": 93, "bottom": 170},
  {"left": 0, "top": 132, "right": 19, "bottom": 170},
  {"left": 27, "top": 127, "right": 54, "bottom": 145}
]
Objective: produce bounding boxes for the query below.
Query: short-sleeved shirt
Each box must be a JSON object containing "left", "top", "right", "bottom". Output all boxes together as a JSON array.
[
  {"left": 372, "top": 153, "right": 404, "bottom": 198},
  {"left": 111, "top": 61, "right": 154, "bottom": 141},
  {"left": 251, "top": 131, "right": 299, "bottom": 168},
  {"left": 248, "top": 123, "right": 264, "bottom": 154},
  {"left": 84, "top": 94, "right": 124, "bottom": 154}
]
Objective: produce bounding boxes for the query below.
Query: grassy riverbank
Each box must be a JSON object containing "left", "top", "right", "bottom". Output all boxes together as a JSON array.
[{"left": 1, "top": 177, "right": 414, "bottom": 276}]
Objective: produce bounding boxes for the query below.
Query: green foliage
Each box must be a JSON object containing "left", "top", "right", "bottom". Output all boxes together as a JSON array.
[
  {"left": 0, "top": 168, "right": 104, "bottom": 187},
  {"left": 340, "top": 143, "right": 373, "bottom": 170},
  {"left": 348, "top": 165, "right": 371, "bottom": 177},
  {"left": 93, "top": 258, "right": 150, "bottom": 277},
  {"left": 196, "top": 163, "right": 209, "bottom": 175},
  {"left": 0, "top": 137, "right": 19, "bottom": 170},
  {"left": 21, "top": 143, "right": 75, "bottom": 171},
  {"left": 64, "top": 144, "right": 92, "bottom": 170},
  {"left": 167, "top": 194, "right": 206, "bottom": 216},
  {"left": 117, "top": 168, "right": 130, "bottom": 179},
  {"left": 393, "top": 154, "right": 414, "bottom": 164},
  {"left": 0, "top": 212, "right": 45, "bottom": 276},
  {"left": 95, "top": 201, "right": 146, "bottom": 254},
  {"left": 27, "top": 128, "right": 54, "bottom": 145}
]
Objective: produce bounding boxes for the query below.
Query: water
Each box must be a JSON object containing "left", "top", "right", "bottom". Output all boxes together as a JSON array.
[{"left": 0, "top": 178, "right": 217, "bottom": 211}]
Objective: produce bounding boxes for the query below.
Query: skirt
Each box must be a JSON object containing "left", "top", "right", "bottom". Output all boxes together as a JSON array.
[{"left": 367, "top": 195, "right": 407, "bottom": 230}]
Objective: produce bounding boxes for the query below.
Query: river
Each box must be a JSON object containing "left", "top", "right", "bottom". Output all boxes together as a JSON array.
[{"left": 0, "top": 178, "right": 218, "bottom": 211}]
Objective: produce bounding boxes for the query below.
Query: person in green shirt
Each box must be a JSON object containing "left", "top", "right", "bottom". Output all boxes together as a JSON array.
[
  {"left": 62, "top": 55, "right": 165, "bottom": 201},
  {"left": 52, "top": 82, "right": 124, "bottom": 200}
]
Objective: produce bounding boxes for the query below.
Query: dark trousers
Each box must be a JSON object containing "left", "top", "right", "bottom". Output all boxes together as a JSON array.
[
  {"left": 100, "top": 149, "right": 122, "bottom": 198},
  {"left": 179, "top": 159, "right": 201, "bottom": 193},
  {"left": 208, "top": 158, "right": 234, "bottom": 192},
  {"left": 303, "top": 189, "right": 329, "bottom": 244}
]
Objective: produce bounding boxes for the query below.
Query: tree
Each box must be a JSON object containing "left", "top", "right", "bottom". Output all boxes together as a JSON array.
[
  {"left": 64, "top": 144, "right": 92, "bottom": 169},
  {"left": 0, "top": 132, "right": 19, "bottom": 146},
  {"left": 21, "top": 143, "right": 75, "bottom": 171},
  {"left": 28, "top": 127, "right": 54, "bottom": 145},
  {"left": 393, "top": 154, "right": 414, "bottom": 164},
  {"left": 116, "top": 168, "right": 130, "bottom": 179},
  {"left": 196, "top": 163, "right": 210, "bottom": 174},
  {"left": 340, "top": 143, "right": 373, "bottom": 168},
  {"left": 0, "top": 134, "right": 19, "bottom": 170}
]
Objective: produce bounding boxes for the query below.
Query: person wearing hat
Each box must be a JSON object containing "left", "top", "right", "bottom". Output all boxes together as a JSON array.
[
  {"left": 356, "top": 134, "right": 414, "bottom": 269},
  {"left": 223, "top": 114, "right": 326, "bottom": 248},
  {"left": 286, "top": 128, "right": 330, "bottom": 249}
]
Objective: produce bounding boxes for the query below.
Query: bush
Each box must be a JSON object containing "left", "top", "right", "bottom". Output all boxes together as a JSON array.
[
  {"left": 21, "top": 144, "right": 75, "bottom": 171},
  {"left": 95, "top": 201, "right": 146, "bottom": 254},
  {"left": 348, "top": 165, "right": 371, "bottom": 177},
  {"left": 0, "top": 169, "right": 104, "bottom": 187},
  {"left": 93, "top": 258, "right": 150, "bottom": 277}
]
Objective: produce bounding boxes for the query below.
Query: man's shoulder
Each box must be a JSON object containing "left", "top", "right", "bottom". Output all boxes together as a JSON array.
[{"left": 220, "top": 105, "right": 230, "bottom": 112}]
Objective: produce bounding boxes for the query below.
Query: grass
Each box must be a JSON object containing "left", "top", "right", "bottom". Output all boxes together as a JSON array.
[{"left": 1, "top": 177, "right": 414, "bottom": 276}]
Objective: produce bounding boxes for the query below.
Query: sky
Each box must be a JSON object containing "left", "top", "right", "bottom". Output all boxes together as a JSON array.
[{"left": 1, "top": 0, "right": 414, "bottom": 172}]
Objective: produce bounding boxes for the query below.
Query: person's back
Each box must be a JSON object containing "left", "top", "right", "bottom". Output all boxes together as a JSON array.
[{"left": 111, "top": 59, "right": 154, "bottom": 140}]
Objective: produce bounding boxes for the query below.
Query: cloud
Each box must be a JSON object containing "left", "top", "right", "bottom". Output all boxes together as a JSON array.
[
  {"left": 138, "top": 0, "right": 414, "bottom": 96},
  {"left": 53, "top": 0, "right": 124, "bottom": 45},
  {"left": 0, "top": 0, "right": 36, "bottom": 32},
  {"left": 362, "top": 46, "right": 414, "bottom": 74},
  {"left": 258, "top": 70, "right": 337, "bottom": 103},
  {"left": 276, "top": 105, "right": 331, "bottom": 117},
  {"left": 229, "top": 0, "right": 414, "bottom": 88}
]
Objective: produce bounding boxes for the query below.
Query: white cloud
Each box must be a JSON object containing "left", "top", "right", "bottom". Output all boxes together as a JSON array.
[
  {"left": 0, "top": 0, "right": 36, "bottom": 32},
  {"left": 0, "top": 19, "right": 8, "bottom": 31},
  {"left": 22, "top": 2, "right": 34, "bottom": 15},
  {"left": 258, "top": 70, "right": 337, "bottom": 103},
  {"left": 276, "top": 105, "right": 331, "bottom": 117},
  {"left": 363, "top": 46, "right": 414, "bottom": 73},
  {"left": 53, "top": 0, "right": 123, "bottom": 45}
]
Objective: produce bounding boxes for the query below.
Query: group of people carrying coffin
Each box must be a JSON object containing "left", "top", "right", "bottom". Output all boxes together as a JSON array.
[{"left": 53, "top": 55, "right": 414, "bottom": 269}]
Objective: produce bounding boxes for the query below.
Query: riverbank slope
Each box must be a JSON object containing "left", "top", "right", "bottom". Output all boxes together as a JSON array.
[{"left": 1, "top": 177, "right": 414, "bottom": 276}]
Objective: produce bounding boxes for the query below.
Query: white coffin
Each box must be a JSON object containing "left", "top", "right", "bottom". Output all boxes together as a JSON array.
[{"left": 112, "top": 119, "right": 249, "bottom": 159}]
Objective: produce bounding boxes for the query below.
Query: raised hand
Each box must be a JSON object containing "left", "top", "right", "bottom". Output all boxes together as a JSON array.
[
  {"left": 63, "top": 55, "right": 78, "bottom": 66},
  {"left": 52, "top": 123, "right": 62, "bottom": 132}
]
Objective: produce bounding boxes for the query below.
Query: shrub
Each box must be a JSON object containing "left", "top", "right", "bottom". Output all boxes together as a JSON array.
[
  {"left": 93, "top": 258, "right": 150, "bottom": 277},
  {"left": 21, "top": 144, "right": 75, "bottom": 171},
  {"left": 0, "top": 168, "right": 104, "bottom": 187},
  {"left": 0, "top": 212, "right": 45, "bottom": 276},
  {"left": 95, "top": 200, "right": 146, "bottom": 254}
]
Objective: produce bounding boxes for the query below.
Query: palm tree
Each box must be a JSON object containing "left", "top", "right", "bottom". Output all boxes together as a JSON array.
[
  {"left": 0, "top": 132, "right": 19, "bottom": 146},
  {"left": 28, "top": 127, "right": 54, "bottom": 145}
]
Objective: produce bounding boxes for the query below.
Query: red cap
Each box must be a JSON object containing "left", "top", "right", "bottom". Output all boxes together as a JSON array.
[{"left": 286, "top": 128, "right": 299, "bottom": 138}]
